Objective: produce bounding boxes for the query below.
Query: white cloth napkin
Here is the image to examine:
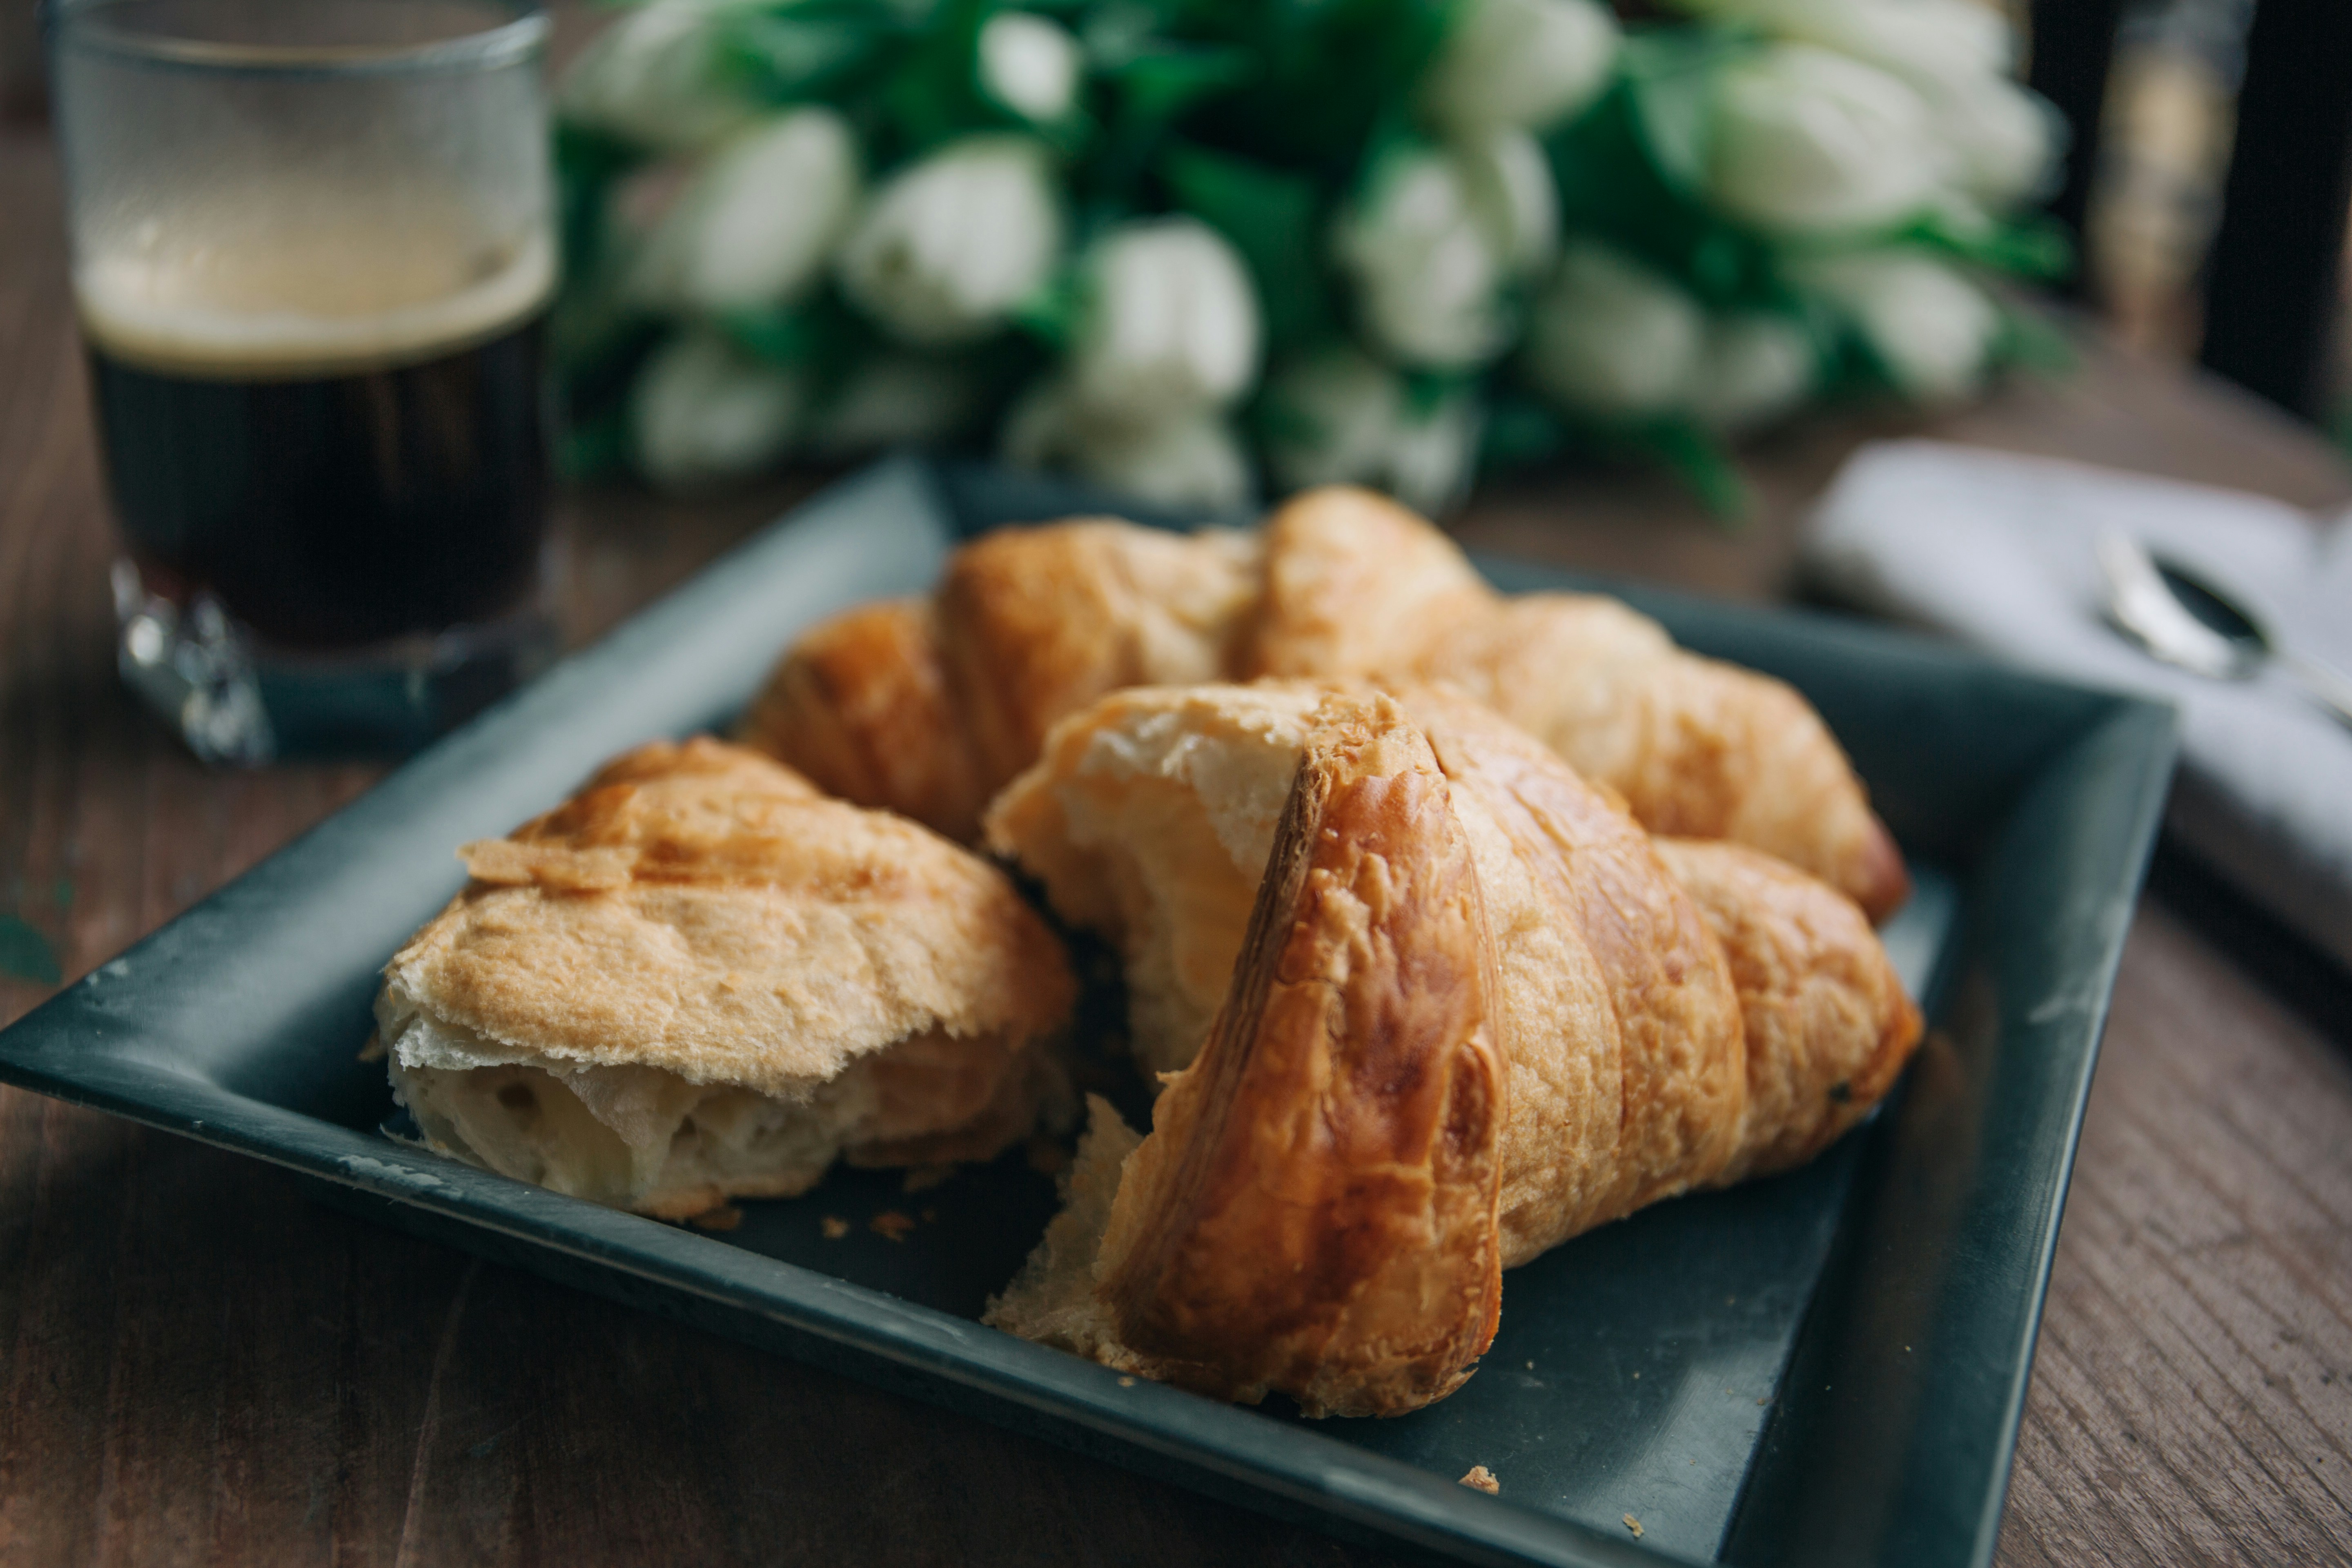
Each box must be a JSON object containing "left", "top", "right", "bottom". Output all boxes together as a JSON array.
[{"left": 1804, "top": 439, "right": 2352, "bottom": 969}]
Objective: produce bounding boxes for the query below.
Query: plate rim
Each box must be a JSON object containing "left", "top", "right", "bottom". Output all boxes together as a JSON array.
[{"left": 0, "top": 456, "right": 2180, "bottom": 1568}]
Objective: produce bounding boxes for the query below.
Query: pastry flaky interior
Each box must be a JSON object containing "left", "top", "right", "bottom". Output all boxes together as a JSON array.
[
  {"left": 980, "top": 684, "right": 1921, "bottom": 1416},
  {"left": 376, "top": 737, "right": 1075, "bottom": 1221},
  {"left": 741, "top": 487, "right": 1909, "bottom": 920}
]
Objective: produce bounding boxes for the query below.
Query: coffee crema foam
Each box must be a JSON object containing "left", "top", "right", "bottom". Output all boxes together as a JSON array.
[{"left": 77, "top": 210, "right": 555, "bottom": 380}]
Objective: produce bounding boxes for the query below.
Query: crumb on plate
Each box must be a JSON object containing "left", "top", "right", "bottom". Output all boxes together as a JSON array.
[
  {"left": 1459, "top": 1466, "right": 1499, "bottom": 1494},
  {"left": 870, "top": 1209, "right": 917, "bottom": 1242},
  {"left": 820, "top": 1215, "right": 850, "bottom": 1240}
]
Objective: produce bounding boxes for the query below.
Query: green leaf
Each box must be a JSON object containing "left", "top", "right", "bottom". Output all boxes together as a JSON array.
[
  {"left": 719, "top": 296, "right": 882, "bottom": 399},
  {"left": 1399, "top": 367, "right": 1473, "bottom": 418},
  {"left": 1618, "top": 27, "right": 1749, "bottom": 194},
  {"left": 0, "top": 915, "right": 61, "bottom": 986},
  {"left": 1104, "top": 43, "right": 1255, "bottom": 124},
  {"left": 1010, "top": 267, "right": 1085, "bottom": 347},
  {"left": 721, "top": 8, "right": 902, "bottom": 106},
  {"left": 553, "top": 122, "right": 647, "bottom": 283},
  {"left": 1249, "top": 374, "right": 1329, "bottom": 451},
  {"left": 1635, "top": 418, "right": 1753, "bottom": 521},
  {"left": 1904, "top": 210, "right": 2076, "bottom": 281},
  {"left": 559, "top": 407, "right": 634, "bottom": 483},
  {"left": 1477, "top": 394, "right": 1566, "bottom": 470},
  {"left": 1549, "top": 81, "right": 1785, "bottom": 311},
  {"left": 1621, "top": 60, "right": 1710, "bottom": 192},
  {"left": 1159, "top": 143, "right": 1330, "bottom": 351},
  {"left": 859, "top": 0, "right": 1025, "bottom": 160},
  {"left": 721, "top": 307, "right": 828, "bottom": 368}
]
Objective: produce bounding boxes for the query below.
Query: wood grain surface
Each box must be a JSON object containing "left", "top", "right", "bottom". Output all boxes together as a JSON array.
[{"left": 6, "top": 92, "right": 2352, "bottom": 1568}]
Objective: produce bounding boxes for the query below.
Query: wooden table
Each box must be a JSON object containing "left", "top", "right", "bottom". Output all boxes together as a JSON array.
[{"left": 7, "top": 116, "right": 2352, "bottom": 1568}]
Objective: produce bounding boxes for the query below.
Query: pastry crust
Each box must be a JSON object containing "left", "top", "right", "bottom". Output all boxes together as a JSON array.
[
  {"left": 737, "top": 599, "right": 995, "bottom": 845},
  {"left": 987, "top": 683, "right": 1921, "bottom": 1412},
  {"left": 993, "top": 694, "right": 1505, "bottom": 1417},
  {"left": 1391, "top": 686, "right": 1748, "bottom": 1257},
  {"left": 746, "top": 523, "right": 1261, "bottom": 841},
  {"left": 378, "top": 737, "right": 1075, "bottom": 1216},
  {"left": 1653, "top": 838, "right": 1923, "bottom": 1185},
  {"left": 936, "top": 519, "right": 1265, "bottom": 793},
  {"left": 1249, "top": 488, "right": 1911, "bottom": 920},
  {"left": 982, "top": 681, "right": 1327, "bottom": 1075},
  {"left": 743, "top": 488, "right": 1908, "bottom": 917}
]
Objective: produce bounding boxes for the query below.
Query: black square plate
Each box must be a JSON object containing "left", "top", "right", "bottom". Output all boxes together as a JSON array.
[{"left": 0, "top": 459, "right": 2177, "bottom": 1568}]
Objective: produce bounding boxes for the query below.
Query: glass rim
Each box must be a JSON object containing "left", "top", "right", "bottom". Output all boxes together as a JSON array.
[{"left": 42, "top": 0, "right": 548, "bottom": 77}]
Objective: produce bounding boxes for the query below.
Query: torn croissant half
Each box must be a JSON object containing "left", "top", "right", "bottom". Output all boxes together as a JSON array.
[
  {"left": 742, "top": 487, "right": 1907, "bottom": 919},
  {"left": 377, "top": 737, "right": 1075, "bottom": 1220},
  {"left": 989, "top": 701, "right": 1506, "bottom": 1417},
  {"left": 982, "top": 684, "right": 1921, "bottom": 1415}
]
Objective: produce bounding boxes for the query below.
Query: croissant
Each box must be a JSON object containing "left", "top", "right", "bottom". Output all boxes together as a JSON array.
[
  {"left": 377, "top": 737, "right": 1074, "bottom": 1219},
  {"left": 1247, "top": 488, "right": 1912, "bottom": 920},
  {"left": 742, "top": 490, "right": 1907, "bottom": 918},
  {"left": 982, "top": 685, "right": 1920, "bottom": 1414},
  {"left": 740, "top": 521, "right": 1261, "bottom": 843},
  {"left": 988, "top": 694, "right": 1508, "bottom": 1415}
]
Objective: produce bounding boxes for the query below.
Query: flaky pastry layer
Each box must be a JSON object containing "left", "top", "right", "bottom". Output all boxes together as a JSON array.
[
  {"left": 378, "top": 737, "right": 1074, "bottom": 1217},
  {"left": 987, "top": 684, "right": 1922, "bottom": 1415}
]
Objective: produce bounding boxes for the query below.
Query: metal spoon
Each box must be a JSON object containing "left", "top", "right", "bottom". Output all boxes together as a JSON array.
[{"left": 2096, "top": 530, "right": 2352, "bottom": 730}]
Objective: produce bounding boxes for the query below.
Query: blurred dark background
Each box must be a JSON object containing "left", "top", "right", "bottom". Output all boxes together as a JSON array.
[{"left": 2029, "top": 0, "right": 2352, "bottom": 440}]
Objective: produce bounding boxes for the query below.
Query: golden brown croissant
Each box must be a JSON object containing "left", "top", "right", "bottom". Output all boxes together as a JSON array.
[
  {"left": 1653, "top": 837, "right": 1922, "bottom": 1187},
  {"left": 1245, "top": 487, "right": 1909, "bottom": 918},
  {"left": 377, "top": 737, "right": 1074, "bottom": 1219},
  {"left": 983, "top": 684, "right": 1920, "bottom": 1413},
  {"left": 990, "top": 698, "right": 1507, "bottom": 1416},
  {"left": 742, "top": 521, "right": 1261, "bottom": 842},
  {"left": 742, "top": 490, "right": 1907, "bottom": 917}
]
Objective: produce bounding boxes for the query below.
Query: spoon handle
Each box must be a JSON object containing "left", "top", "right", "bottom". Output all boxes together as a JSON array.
[{"left": 2282, "top": 652, "right": 2352, "bottom": 732}]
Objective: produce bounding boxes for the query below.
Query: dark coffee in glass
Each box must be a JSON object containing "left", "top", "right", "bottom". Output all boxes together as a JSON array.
[
  {"left": 49, "top": 0, "right": 557, "bottom": 761},
  {"left": 84, "top": 279, "right": 549, "bottom": 651}
]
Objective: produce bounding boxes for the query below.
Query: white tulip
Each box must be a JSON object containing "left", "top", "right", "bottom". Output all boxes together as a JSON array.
[
  {"left": 631, "top": 330, "right": 804, "bottom": 489},
  {"left": 1422, "top": 0, "right": 1621, "bottom": 136},
  {"left": 1333, "top": 146, "right": 1511, "bottom": 370},
  {"left": 1675, "top": 0, "right": 2058, "bottom": 206},
  {"left": 559, "top": 0, "right": 762, "bottom": 152},
  {"left": 1687, "top": 314, "right": 1815, "bottom": 433},
  {"left": 1706, "top": 44, "right": 1941, "bottom": 236},
  {"left": 805, "top": 355, "right": 983, "bottom": 458},
  {"left": 1523, "top": 243, "right": 1704, "bottom": 418},
  {"left": 1932, "top": 74, "right": 2063, "bottom": 205},
  {"left": 836, "top": 136, "right": 1065, "bottom": 347},
  {"left": 1262, "top": 347, "right": 1482, "bottom": 515},
  {"left": 1457, "top": 129, "right": 1561, "bottom": 277},
  {"left": 1793, "top": 250, "right": 2000, "bottom": 403},
  {"left": 626, "top": 110, "right": 862, "bottom": 311},
  {"left": 1003, "top": 381, "right": 1252, "bottom": 510},
  {"left": 1067, "top": 218, "right": 1261, "bottom": 428},
  {"left": 1677, "top": 0, "right": 2011, "bottom": 91},
  {"left": 978, "top": 13, "right": 1082, "bottom": 124}
]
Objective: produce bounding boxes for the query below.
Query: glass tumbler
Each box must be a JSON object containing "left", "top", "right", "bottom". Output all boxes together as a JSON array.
[{"left": 46, "top": 0, "right": 558, "bottom": 762}]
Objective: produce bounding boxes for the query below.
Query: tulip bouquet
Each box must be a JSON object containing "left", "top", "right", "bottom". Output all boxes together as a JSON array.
[{"left": 555, "top": 0, "right": 2066, "bottom": 512}]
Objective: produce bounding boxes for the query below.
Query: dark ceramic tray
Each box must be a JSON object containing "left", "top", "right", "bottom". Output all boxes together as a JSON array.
[{"left": 0, "top": 458, "right": 2177, "bottom": 1568}]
